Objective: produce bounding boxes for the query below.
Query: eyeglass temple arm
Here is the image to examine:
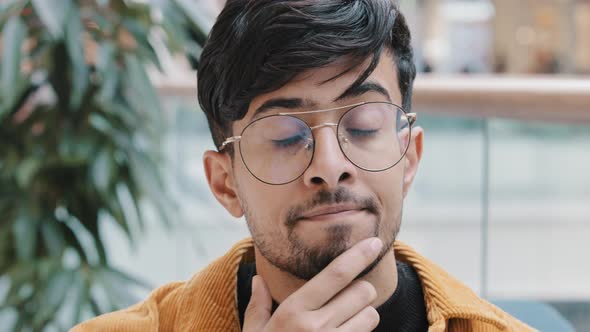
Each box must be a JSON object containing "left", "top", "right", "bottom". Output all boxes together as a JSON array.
[
  {"left": 407, "top": 113, "right": 417, "bottom": 126},
  {"left": 219, "top": 136, "right": 241, "bottom": 151}
]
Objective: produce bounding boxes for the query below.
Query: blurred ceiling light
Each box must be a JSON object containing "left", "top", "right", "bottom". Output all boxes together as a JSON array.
[
  {"left": 515, "top": 26, "right": 536, "bottom": 45},
  {"left": 442, "top": 1, "right": 495, "bottom": 22},
  {"left": 424, "top": 38, "right": 449, "bottom": 64}
]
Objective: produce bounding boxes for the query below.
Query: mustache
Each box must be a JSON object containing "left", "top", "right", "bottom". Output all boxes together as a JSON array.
[{"left": 285, "top": 187, "right": 380, "bottom": 228}]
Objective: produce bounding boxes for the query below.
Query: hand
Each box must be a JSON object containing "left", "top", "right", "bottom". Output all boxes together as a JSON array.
[{"left": 243, "top": 237, "right": 383, "bottom": 331}]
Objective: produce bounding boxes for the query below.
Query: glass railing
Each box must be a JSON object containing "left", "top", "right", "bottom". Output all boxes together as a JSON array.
[
  {"left": 101, "top": 75, "right": 589, "bottom": 330},
  {"left": 407, "top": 75, "right": 590, "bottom": 330}
]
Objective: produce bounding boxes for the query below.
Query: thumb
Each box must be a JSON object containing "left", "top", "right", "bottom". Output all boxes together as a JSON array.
[{"left": 243, "top": 275, "right": 272, "bottom": 332}]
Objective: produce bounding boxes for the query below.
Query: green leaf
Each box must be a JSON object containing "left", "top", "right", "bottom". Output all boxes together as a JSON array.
[
  {"left": 129, "top": 151, "right": 175, "bottom": 227},
  {"left": 89, "top": 113, "right": 132, "bottom": 148},
  {"left": 97, "top": 62, "right": 119, "bottom": 103},
  {"left": 184, "top": 40, "right": 203, "bottom": 62},
  {"left": 160, "top": 3, "right": 203, "bottom": 57},
  {"left": 121, "top": 18, "right": 162, "bottom": 70},
  {"left": 60, "top": 222, "right": 90, "bottom": 264},
  {"left": 96, "top": 41, "right": 116, "bottom": 73},
  {"left": 64, "top": 200, "right": 107, "bottom": 266},
  {"left": 75, "top": 214, "right": 108, "bottom": 266},
  {"left": 174, "top": 0, "right": 212, "bottom": 33},
  {"left": 0, "top": 1, "right": 21, "bottom": 14},
  {"left": 40, "top": 219, "right": 65, "bottom": 257},
  {"left": 91, "top": 148, "right": 113, "bottom": 194},
  {"left": 0, "top": 15, "right": 26, "bottom": 115},
  {"left": 88, "top": 297, "right": 101, "bottom": 316},
  {"left": 103, "top": 266, "right": 151, "bottom": 289},
  {"left": 31, "top": 0, "right": 72, "bottom": 39},
  {"left": 64, "top": 6, "right": 89, "bottom": 109},
  {"left": 91, "top": 11, "right": 112, "bottom": 37},
  {"left": 0, "top": 222, "right": 15, "bottom": 273},
  {"left": 3, "top": 263, "right": 35, "bottom": 307},
  {"left": 93, "top": 231, "right": 108, "bottom": 266},
  {"left": 160, "top": 14, "right": 189, "bottom": 51},
  {"left": 32, "top": 269, "right": 73, "bottom": 328},
  {"left": 123, "top": 54, "right": 161, "bottom": 119},
  {"left": 2, "top": 283, "right": 29, "bottom": 309},
  {"left": 11, "top": 210, "right": 38, "bottom": 260},
  {"left": 58, "top": 128, "right": 98, "bottom": 165},
  {"left": 70, "top": 269, "right": 89, "bottom": 324},
  {"left": 95, "top": 266, "right": 145, "bottom": 309},
  {"left": 8, "top": 314, "right": 26, "bottom": 332},
  {"left": 120, "top": 182, "right": 145, "bottom": 233},
  {"left": 105, "top": 194, "right": 134, "bottom": 244},
  {"left": 15, "top": 158, "right": 40, "bottom": 188}
]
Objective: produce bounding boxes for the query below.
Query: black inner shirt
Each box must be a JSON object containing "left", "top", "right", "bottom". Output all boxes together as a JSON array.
[{"left": 236, "top": 261, "right": 429, "bottom": 331}]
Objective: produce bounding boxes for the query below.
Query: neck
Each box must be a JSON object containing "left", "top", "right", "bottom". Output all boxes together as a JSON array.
[{"left": 254, "top": 245, "right": 398, "bottom": 308}]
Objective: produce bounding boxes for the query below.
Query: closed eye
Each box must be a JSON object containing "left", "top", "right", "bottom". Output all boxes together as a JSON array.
[
  {"left": 346, "top": 128, "right": 379, "bottom": 137},
  {"left": 272, "top": 135, "right": 305, "bottom": 148}
]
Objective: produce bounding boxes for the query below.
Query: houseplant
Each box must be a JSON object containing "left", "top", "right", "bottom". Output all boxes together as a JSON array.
[{"left": 0, "top": 0, "right": 207, "bottom": 330}]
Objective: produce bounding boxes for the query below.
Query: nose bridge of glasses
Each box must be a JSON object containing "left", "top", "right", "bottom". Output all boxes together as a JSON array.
[
  {"left": 309, "top": 122, "right": 352, "bottom": 153},
  {"left": 309, "top": 122, "right": 338, "bottom": 131},
  {"left": 310, "top": 122, "right": 342, "bottom": 148}
]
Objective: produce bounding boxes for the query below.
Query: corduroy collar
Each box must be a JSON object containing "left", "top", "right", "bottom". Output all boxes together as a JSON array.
[
  {"left": 174, "top": 238, "right": 509, "bottom": 332},
  {"left": 393, "top": 241, "right": 508, "bottom": 331}
]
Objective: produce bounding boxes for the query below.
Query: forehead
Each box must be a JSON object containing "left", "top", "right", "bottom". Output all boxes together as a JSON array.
[{"left": 234, "top": 52, "right": 402, "bottom": 131}]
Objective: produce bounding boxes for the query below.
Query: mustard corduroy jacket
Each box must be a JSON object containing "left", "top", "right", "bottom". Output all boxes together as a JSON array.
[{"left": 72, "top": 238, "right": 535, "bottom": 331}]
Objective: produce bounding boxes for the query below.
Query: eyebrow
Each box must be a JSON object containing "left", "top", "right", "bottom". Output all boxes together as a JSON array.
[
  {"left": 252, "top": 98, "right": 316, "bottom": 118},
  {"left": 335, "top": 81, "right": 391, "bottom": 103},
  {"left": 251, "top": 81, "right": 391, "bottom": 118}
]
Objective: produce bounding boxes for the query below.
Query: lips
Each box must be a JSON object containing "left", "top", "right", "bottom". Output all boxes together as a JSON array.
[{"left": 300, "top": 204, "right": 365, "bottom": 220}]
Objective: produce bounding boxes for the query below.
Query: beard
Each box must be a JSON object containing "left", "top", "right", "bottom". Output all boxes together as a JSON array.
[{"left": 243, "top": 186, "right": 402, "bottom": 281}]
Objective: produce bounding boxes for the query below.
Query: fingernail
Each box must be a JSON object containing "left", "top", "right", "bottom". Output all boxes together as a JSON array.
[{"left": 370, "top": 238, "right": 383, "bottom": 252}]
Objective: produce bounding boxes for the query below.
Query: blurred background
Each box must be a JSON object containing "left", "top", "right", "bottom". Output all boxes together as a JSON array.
[{"left": 0, "top": 0, "right": 588, "bottom": 331}]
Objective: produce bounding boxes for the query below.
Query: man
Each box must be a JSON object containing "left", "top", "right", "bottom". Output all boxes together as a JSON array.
[{"left": 73, "top": 1, "right": 534, "bottom": 331}]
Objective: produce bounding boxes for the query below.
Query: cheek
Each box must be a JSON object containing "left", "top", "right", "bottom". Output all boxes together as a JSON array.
[
  {"left": 362, "top": 168, "right": 405, "bottom": 214},
  {"left": 365, "top": 166, "right": 404, "bottom": 194},
  {"left": 235, "top": 162, "right": 293, "bottom": 226}
]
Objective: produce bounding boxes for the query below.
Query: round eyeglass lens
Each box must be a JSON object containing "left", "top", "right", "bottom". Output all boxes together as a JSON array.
[
  {"left": 239, "top": 115, "right": 314, "bottom": 184},
  {"left": 337, "top": 102, "right": 410, "bottom": 171}
]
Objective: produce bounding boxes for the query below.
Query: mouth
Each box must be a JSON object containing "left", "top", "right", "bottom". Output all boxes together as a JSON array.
[{"left": 299, "top": 204, "right": 368, "bottom": 222}]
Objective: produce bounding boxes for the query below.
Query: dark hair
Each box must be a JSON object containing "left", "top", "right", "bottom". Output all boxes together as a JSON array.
[{"left": 197, "top": 0, "right": 416, "bottom": 151}]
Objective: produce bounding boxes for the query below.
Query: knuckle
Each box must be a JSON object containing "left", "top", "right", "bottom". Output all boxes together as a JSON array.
[
  {"left": 329, "top": 262, "right": 350, "bottom": 283},
  {"left": 276, "top": 303, "right": 297, "bottom": 321},
  {"left": 309, "top": 310, "right": 331, "bottom": 330},
  {"left": 270, "top": 312, "right": 290, "bottom": 328},
  {"left": 356, "top": 281, "right": 377, "bottom": 302},
  {"left": 276, "top": 313, "right": 319, "bottom": 332},
  {"left": 299, "top": 318, "right": 322, "bottom": 332},
  {"left": 277, "top": 305, "right": 319, "bottom": 330}
]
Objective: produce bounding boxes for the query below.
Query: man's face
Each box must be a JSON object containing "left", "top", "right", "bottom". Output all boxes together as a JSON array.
[{"left": 205, "top": 52, "right": 422, "bottom": 280}]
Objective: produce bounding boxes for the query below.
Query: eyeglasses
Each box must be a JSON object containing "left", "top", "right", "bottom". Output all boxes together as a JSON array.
[{"left": 220, "top": 101, "right": 417, "bottom": 185}]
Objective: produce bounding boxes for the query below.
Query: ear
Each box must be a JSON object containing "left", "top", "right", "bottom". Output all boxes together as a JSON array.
[
  {"left": 402, "top": 126, "right": 424, "bottom": 198},
  {"left": 203, "top": 150, "right": 244, "bottom": 218}
]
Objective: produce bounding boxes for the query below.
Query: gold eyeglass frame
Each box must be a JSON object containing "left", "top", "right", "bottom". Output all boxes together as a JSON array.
[
  {"left": 219, "top": 101, "right": 416, "bottom": 150},
  {"left": 218, "top": 101, "right": 417, "bottom": 185}
]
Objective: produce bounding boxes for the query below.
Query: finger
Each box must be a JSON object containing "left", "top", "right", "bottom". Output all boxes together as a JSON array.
[
  {"left": 243, "top": 275, "right": 272, "bottom": 332},
  {"left": 292, "top": 237, "right": 382, "bottom": 310},
  {"left": 316, "top": 280, "right": 377, "bottom": 327},
  {"left": 337, "top": 306, "right": 380, "bottom": 332}
]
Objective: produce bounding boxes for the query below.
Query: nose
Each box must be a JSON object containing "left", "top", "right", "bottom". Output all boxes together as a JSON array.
[{"left": 302, "top": 126, "right": 358, "bottom": 189}]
